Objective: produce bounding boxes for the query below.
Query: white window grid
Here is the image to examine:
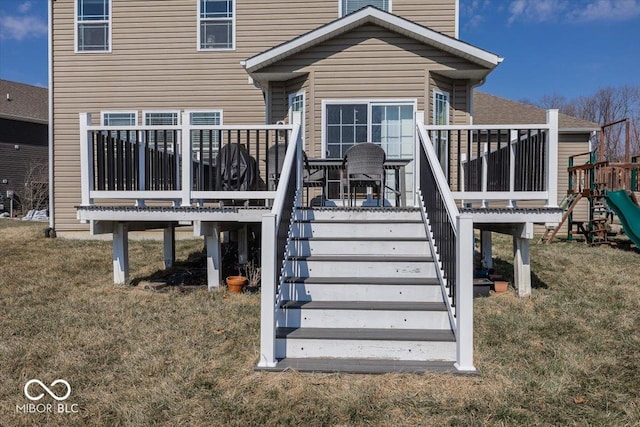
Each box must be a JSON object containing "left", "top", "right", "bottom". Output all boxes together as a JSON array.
[
  {"left": 198, "top": 0, "right": 236, "bottom": 50},
  {"left": 339, "top": 0, "right": 391, "bottom": 17},
  {"left": 75, "top": 0, "right": 111, "bottom": 53}
]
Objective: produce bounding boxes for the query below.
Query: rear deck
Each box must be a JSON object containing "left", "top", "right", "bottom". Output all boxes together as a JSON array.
[{"left": 75, "top": 110, "right": 562, "bottom": 372}]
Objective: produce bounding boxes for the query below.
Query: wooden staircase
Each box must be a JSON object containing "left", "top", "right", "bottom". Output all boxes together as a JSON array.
[{"left": 259, "top": 207, "right": 457, "bottom": 374}]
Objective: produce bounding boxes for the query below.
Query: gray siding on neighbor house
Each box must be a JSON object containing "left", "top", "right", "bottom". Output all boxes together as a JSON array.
[{"left": 52, "top": 0, "right": 459, "bottom": 231}]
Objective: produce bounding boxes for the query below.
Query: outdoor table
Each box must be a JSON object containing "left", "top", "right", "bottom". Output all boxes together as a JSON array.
[{"left": 306, "top": 158, "right": 412, "bottom": 207}]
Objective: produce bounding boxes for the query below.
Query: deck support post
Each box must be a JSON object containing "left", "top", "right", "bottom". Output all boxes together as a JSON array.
[
  {"left": 238, "top": 225, "right": 248, "bottom": 265},
  {"left": 204, "top": 224, "right": 222, "bottom": 291},
  {"left": 455, "top": 214, "right": 476, "bottom": 373},
  {"left": 112, "top": 222, "right": 129, "bottom": 284},
  {"left": 480, "top": 230, "right": 493, "bottom": 269},
  {"left": 513, "top": 223, "right": 533, "bottom": 297},
  {"left": 163, "top": 225, "right": 175, "bottom": 269},
  {"left": 258, "top": 213, "right": 278, "bottom": 368}
]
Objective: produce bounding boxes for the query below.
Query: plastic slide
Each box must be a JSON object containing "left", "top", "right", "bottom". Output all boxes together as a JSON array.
[{"left": 605, "top": 189, "right": 640, "bottom": 248}]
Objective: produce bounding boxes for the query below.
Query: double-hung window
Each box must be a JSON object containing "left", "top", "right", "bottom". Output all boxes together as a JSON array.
[
  {"left": 340, "top": 0, "right": 390, "bottom": 16},
  {"left": 433, "top": 90, "right": 450, "bottom": 174},
  {"left": 189, "top": 111, "right": 223, "bottom": 162},
  {"left": 199, "top": 0, "right": 235, "bottom": 50},
  {"left": 76, "top": 0, "right": 110, "bottom": 52}
]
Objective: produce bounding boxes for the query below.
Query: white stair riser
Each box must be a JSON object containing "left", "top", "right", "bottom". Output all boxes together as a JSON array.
[
  {"left": 276, "top": 309, "right": 451, "bottom": 329},
  {"left": 294, "top": 210, "right": 422, "bottom": 222},
  {"left": 276, "top": 339, "right": 456, "bottom": 361},
  {"left": 280, "top": 283, "right": 444, "bottom": 302},
  {"left": 283, "top": 260, "right": 436, "bottom": 278},
  {"left": 292, "top": 222, "right": 425, "bottom": 238},
  {"left": 287, "top": 240, "right": 429, "bottom": 257}
]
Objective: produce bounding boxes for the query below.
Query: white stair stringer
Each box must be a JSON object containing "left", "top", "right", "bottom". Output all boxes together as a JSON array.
[{"left": 268, "top": 207, "right": 457, "bottom": 374}]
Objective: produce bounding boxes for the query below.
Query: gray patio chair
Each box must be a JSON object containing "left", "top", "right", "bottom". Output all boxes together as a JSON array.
[
  {"left": 342, "top": 142, "right": 385, "bottom": 207},
  {"left": 266, "top": 143, "right": 288, "bottom": 190},
  {"left": 303, "top": 151, "right": 326, "bottom": 206}
]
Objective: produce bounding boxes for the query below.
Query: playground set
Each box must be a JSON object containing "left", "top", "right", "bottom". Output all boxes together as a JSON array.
[{"left": 541, "top": 118, "right": 640, "bottom": 247}]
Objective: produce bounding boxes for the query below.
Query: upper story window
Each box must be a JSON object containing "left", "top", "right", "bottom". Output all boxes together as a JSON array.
[
  {"left": 198, "top": 0, "right": 235, "bottom": 50},
  {"left": 340, "top": 0, "right": 390, "bottom": 17},
  {"left": 76, "top": 0, "right": 111, "bottom": 52}
]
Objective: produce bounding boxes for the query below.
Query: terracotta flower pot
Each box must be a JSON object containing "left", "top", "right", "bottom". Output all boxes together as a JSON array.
[
  {"left": 226, "top": 276, "right": 248, "bottom": 294},
  {"left": 493, "top": 280, "right": 509, "bottom": 293}
]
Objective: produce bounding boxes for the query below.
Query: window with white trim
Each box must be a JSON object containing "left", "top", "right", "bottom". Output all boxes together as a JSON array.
[
  {"left": 198, "top": 0, "right": 235, "bottom": 50},
  {"left": 189, "top": 111, "right": 223, "bottom": 161},
  {"left": 76, "top": 0, "right": 110, "bottom": 52},
  {"left": 433, "top": 90, "right": 450, "bottom": 174},
  {"left": 340, "top": 0, "right": 390, "bottom": 16},
  {"left": 144, "top": 111, "right": 180, "bottom": 146},
  {"left": 288, "top": 92, "right": 306, "bottom": 147},
  {"left": 101, "top": 111, "right": 137, "bottom": 140},
  {"left": 102, "top": 112, "right": 136, "bottom": 126}
]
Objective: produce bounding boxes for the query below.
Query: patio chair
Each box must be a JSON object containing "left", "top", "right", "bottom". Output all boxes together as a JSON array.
[
  {"left": 342, "top": 142, "right": 385, "bottom": 207},
  {"left": 266, "top": 143, "right": 288, "bottom": 190},
  {"left": 303, "top": 151, "right": 326, "bottom": 206}
]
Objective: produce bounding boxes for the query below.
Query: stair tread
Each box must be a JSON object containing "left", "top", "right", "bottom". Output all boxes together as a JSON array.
[
  {"left": 280, "top": 301, "right": 446, "bottom": 311},
  {"left": 276, "top": 327, "right": 455, "bottom": 342},
  {"left": 256, "top": 358, "right": 458, "bottom": 374},
  {"left": 283, "top": 277, "right": 441, "bottom": 285},
  {"left": 287, "top": 255, "right": 433, "bottom": 262},
  {"left": 291, "top": 236, "right": 427, "bottom": 241},
  {"left": 294, "top": 219, "right": 423, "bottom": 224}
]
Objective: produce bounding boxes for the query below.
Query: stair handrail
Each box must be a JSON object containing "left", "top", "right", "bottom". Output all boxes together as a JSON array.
[
  {"left": 258, "top": 124, "right": 302, "bottom": 368},
  {"left": 416, "top": 117, "right": 476, "bottom": 372}
]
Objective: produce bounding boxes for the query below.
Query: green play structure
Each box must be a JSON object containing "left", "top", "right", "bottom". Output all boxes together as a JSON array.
[{"left": 605, "top": 190, "right": 640, "bottom": 249}]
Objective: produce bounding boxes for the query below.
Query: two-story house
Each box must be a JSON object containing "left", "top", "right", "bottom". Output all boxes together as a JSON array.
[{"left": 50, "top": 0, "right": 565, "bottom": 373}]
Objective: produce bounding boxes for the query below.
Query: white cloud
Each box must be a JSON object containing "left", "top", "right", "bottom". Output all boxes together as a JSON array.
[
  {"left": 0, "top": 15, "right": 47, "bottom": 40},
  {"left": 506, "top": 0, "right": 640, "bottom": 24},
  {"left": 569, "top": 0, "right": 640, "bottom": 22},
  {"left": 18, "top": 1, "right": 33, "bottom": 14},
  {"left": 507, "top": 0, "right": 569, "bottom": 24}
]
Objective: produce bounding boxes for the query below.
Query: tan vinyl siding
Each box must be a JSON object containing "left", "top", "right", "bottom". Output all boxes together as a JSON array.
[{"left": 52, "top": 0, "right": 458, "bottom": 230}]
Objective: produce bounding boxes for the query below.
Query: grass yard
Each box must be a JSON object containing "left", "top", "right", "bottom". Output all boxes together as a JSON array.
[{"left": 1, "top": 220, "right": 639, "bottom": 426}]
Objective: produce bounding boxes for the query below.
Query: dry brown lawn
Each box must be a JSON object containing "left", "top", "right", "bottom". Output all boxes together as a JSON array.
[{"left": 1, "top": 220, "right": 639, "bottom": 426}]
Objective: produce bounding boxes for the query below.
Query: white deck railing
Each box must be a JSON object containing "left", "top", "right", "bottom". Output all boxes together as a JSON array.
[
  {"left": 416, "top": 118, "right": 475, "bottom": 372},
  {"left": 79, "top": 112, "right": 296, "bottom": 207},
  {"left": 420, "top": 109, "right": 559, "bottom": 208}
]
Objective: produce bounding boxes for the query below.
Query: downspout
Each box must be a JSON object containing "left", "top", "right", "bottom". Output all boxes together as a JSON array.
[
  {"left": 240, "top": 60, "right": 270, "bottom": 124},
  {"left": 47, "top": 0, "right": 55, "bottom": 231}
]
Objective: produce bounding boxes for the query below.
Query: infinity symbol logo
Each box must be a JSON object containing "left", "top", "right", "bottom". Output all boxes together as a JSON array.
[{"left": 24, "top": 379, "right": 71, "bottom": 401}]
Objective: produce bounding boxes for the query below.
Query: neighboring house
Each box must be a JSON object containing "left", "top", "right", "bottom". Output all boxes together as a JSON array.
[
  {"left": 51, "top": 0, "right": 563, "bottom": 373},
  {"left": 473, "top": 91, "right": 600, "bottom": 233},
  {"left": 0, "top": 80, "right": 48, "bottom": 214}
]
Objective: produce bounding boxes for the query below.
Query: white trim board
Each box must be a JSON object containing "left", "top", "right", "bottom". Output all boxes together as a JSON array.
[{"left": 243, "top": 6, "right": 502, "bottom": 73}]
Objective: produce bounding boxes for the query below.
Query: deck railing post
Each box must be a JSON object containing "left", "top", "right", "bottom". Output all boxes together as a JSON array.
[
  {"left": 455, "top": 213, "right": 476, "bottom": 372},
  {"left": 137, "top": 130, "right": 146, "bottom": 207},
  {"left": 508, "top": 130, "right": 517, "bottom": 208},
  {"left": 295, "top": 126, "right": 303, "bottom": 208},
  {"left": 180, "top": 112, "right": 191, "bottom": 207},
  {"left": 481, "top": 143, "right": 488, "bottom": 208},
  {"left": 546, "top": 109, "right": 559, "bottom": 208},
  {"left": 258, "top": 213, "right": 278, "bottom": 368},
  {"left": 79, "top": 113, "right": 94, "bottom": 207}
]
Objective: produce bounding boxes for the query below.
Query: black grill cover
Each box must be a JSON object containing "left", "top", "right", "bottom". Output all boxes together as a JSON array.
[{"left": 215, "top": 143, "right": 256, "bottom": 191}]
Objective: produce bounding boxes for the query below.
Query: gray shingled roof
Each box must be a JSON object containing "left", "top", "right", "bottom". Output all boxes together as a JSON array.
[
  {"left": 0, "top": 80, "right": 48, "bottom": 124},
  {"left": 473, "top": 91, "right": 599, "bottom": 132}
]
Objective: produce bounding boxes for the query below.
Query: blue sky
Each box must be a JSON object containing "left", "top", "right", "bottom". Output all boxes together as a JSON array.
[{"left": 1, "top": 0, "right": 639, "bottom": 102}]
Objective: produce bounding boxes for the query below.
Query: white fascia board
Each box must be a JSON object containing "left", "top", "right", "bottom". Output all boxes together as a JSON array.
[{"left": 243, "top": 7, "right": 502, "bottom": 73}]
